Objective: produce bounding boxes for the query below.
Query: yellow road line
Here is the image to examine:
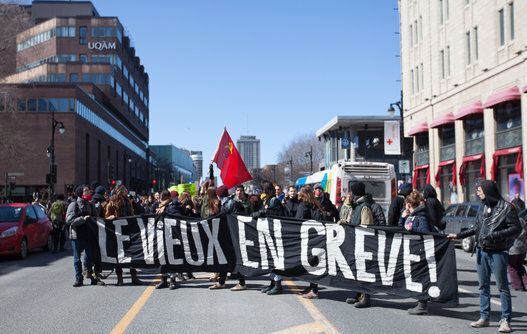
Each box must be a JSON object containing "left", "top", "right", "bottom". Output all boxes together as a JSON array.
[
  {"left": 282, "top": 279, "right": 341, "bottom": 334},
  {"left": 272, "top": 321, "right": 327, "bottom": 334},
  {"left": 111, "top": 282, "right": 158, "bottom": 334}
]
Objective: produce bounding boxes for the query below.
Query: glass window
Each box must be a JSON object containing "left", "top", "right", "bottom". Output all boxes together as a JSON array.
[
  {"left": 440, "top": 49, "right": 445, "bottom": 78},
  {"left": 439, "top": 0, "right": 444, "bottom": 25},
  {"left": 455, "top": 205, "right": 466, "bottom": 217},
  {"left": 464, "top": 115, "right": 484, "bottom": 155},
  {"left": 49, "top": 98, "right": 58, "bottom": 112},
  {"left": 498, "top": 9, "right": 505, "bottom": 46},
  {"left": 79, "top": 26, "right": 87, "bottom": 45},
  {"left": 17, "top": 98, "right": 26, "bottom": 112},
  {"left": 38, "top": 98, "right": 47, "bottom": 112},
  {"left": 79, "top": 54, "right": 88, "bottom": 63},
  {"left": 59, "top": 98, "right": 69, "bottom": 112},
  {"left": 70, "top": 73, "right": 78, "bottom": 82},
  {"left": 69, "top": 98, "right": 75, "bottom": 112},
  {"left": 25, "top": 206, "right": 37, "bottom": 220},
  {"left": 446, "top": 46, "right": 451, "bottom": 76},
  {"left": 123, "top": 67, "right": 129, "bottom": 80},
  {"left": 496, "top": 101, "right": 522, "bottom": 149},
  {"left": 444, "top": 205, "right": 457, "bottom": 217},
  {"left": 473, "top": 27, "right": 478, "bottom": 60},
  {"left": 467, "top": 205, "right": 479, "bottom": 217},
  {"left": 466, "top": 31, "right": 471, "bottom": 65},
  {"left": 27, "top": 98, "right": 36, "bottom": 112}
]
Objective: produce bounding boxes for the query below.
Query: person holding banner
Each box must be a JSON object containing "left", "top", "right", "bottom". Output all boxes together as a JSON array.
[
  {"left": 399, "top": 191, "right": 432, "bottom": 315},
  {"left": 105, "top": 185, "right": 143, "bottom": 286},
  {"left": 448, "top": 181, "right": 521, "bottom": 333}
]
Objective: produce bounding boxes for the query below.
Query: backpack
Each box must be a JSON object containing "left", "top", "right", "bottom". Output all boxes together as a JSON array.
[{"left": 50, "top": 201, "right": 64, "bottom": 223}]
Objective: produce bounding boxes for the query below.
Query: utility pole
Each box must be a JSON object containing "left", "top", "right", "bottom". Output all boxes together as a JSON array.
[{"left": 305, "top": 146, "right": 313, "bottom": 174}]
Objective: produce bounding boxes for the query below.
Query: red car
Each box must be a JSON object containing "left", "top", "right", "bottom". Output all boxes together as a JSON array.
[{"left": 0, "top": 203, "right": 53, "bottom": 259}]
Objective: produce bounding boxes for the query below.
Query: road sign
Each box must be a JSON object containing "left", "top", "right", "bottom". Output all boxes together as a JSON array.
[{"left": 399, "top": 160, "right": 410, "bottom": 174}]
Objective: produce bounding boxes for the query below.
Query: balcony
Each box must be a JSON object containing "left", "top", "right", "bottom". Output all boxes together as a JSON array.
[
  {"left": 415, "top": 148, "right": 429, "bottom": 166},
  {"left": 465, "top": 137, "right": 484, "bottom": 156},
  {"left": 496, "top": 127, "right": 522, "bottom": 150},
  {"left": 440, "top": 144, "right": 456, "bottom": 161}
]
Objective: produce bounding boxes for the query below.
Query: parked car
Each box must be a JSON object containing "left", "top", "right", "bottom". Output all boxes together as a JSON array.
[
  {"left": 442, "top": 202, "right": 484, "bottom": 253},
  {"left": 0, "top": 203, "right": 53, "bottom": 259}
]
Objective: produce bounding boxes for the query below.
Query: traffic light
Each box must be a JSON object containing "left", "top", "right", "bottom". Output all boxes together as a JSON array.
[
  {"left": 152, "top": 179, "right": 157, "bottom": 186},
  {"left": 111, "top": 180, "right": 117, "bottom": 186}
]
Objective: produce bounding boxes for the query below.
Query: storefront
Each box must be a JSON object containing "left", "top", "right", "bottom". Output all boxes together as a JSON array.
[
  {"left": 484, "top": 87, "right": 523, "bottom": 201},
  {"left": 430, "top": 113, "right": 456, "bottom": 205}
]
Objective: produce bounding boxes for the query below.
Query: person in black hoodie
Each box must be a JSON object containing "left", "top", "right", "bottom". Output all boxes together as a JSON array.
[
  {"left": 283, "top": 186, "right": 300, "bottom": 218},
  {"left": 423, "top": 184, "right": 445, "bottom": 231},
  {"left": 448, "top": 180, "right": 521, "bottom": 333},
  {"left": 388, "top": 182, "right": 413, "bottom": 226}
]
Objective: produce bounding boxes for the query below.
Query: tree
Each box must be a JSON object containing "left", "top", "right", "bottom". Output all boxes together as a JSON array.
[
  {"left": 276, "top": 133, "right": 324, "bottom": 184},
  {"left": 0, "top": 2, "right": 31, "bottom": 80}
]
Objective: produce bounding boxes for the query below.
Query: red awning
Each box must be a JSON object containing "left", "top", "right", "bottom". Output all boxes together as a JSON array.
[
  {"left": 483, "top": 86, "right": 521, "bottom": 108},
  {"left": 412, "top": 164, "right": 430, "bottom": 189},
  {"left": 435, "top": 159, "right": 456, "bottom": 186},
  {"left": 458, "top": 154, "right": 485, "bottom": 186},
  {"left": 490, "top": 146, "right": 523, "bottom": 181},
  {"left": 454, "top": 101, "right": 484, "bottom": 120},
  {"left": 407, "top": 122, "right": 429, "bottom": 136},
  {"left": 430, "top": 113, "right": 455, "bottom": 128}
]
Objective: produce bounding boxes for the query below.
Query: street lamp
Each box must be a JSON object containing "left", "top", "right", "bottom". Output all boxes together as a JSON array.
[
  {"left": 48, "top": 108, "right": 65, "bottom": 202},
  {"left": 128, "top": 157, "right": 132, "bottom": 188},
  {"left": 305, "top": 146, "right": 313, "bottom": 174}
]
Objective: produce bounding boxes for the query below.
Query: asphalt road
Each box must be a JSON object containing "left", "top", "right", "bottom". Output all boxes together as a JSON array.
[{"left": 0, "top": 245, "right": 526, "bottom": 334}]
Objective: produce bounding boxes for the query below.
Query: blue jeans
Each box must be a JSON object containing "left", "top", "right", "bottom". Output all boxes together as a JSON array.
[
  {"left": 72, "top": 239, "right": 92, "bottom": 281},
  {"left": 476, "top": 248, "right": 512, "bottom": 321},
  {"left": 270, "top": 273, "right": 282, "bottom": 282}
]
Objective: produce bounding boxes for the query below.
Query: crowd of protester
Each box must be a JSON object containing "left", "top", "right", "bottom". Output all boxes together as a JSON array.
[{"left": 27, "top": 178, "right": 527, "bottom": 332}]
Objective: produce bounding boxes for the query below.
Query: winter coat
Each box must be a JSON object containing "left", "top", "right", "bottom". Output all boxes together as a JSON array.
[
  {"left": 388, "top": 183, "right": 413, "bottom": 226},
  {"left": 351, "top": 196, "right": 374, "bottom": 226},
  {"left": 509, "top": 218, "right": 527, "bottom": 255},
  {"left": 338, "top": 203, "right": 353, "bottom": 225},
  {"left": 399, "top": 205, "right": 431, "bottom": 233},
  {"left": 66, "top": 197, "right": 96, "bottom": 240},
  {"left": 363, "top": 194, "right": 386, "bottom": 226},
  {"left": 284, "top": 196, "right": 300, "bottom": 218},
  {"left": 423, "top": 185, "right": 446, "bottom": 230},
  {"left": 317, "top": 194, "right": 339, "bottom": 222},
  {"left": 226, "top": 197, "right": 252, "bottom": 215},
  {"left": 295, "top": 202, "right": 313, "bottom": 220},
  {"left": 457, "top": 180, "right": 522, "bottom": 251}
]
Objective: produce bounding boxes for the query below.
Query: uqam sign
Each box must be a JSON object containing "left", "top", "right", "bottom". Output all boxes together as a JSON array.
[{"left": 88, "top": 41, "right": 116, "bottom": 51}]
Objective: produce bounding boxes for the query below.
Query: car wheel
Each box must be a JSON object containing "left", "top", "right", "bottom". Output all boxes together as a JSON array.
[
  {"left": 44, "top": 234, "right": 53, "bottom": 252},
  {"left": 18, "top": 238, "right": 28, "bottom": 259},
  {"left": 462, "top": 236, "right": 475, "bottom": 253}
]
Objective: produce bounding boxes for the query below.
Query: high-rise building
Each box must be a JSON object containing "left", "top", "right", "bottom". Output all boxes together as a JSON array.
[
  {"left": 237, "top": 135, "right": 260, "bottom": 170},
  {"left": 190, "top": 150, "right": 203, "bottom": 181},
  {"left": 150, "top": 145, "right": 197, "bottom": 184},
  {"left": 399, "top": 0, "right": 526, "bottom": 203},
  {"left": 0, "top": 1, "right": 150, "bottom": 199}
]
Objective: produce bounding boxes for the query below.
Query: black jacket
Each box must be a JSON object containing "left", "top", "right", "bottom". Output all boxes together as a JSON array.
[
  {"left": 295, "top": 202, "right": 313, "bottom": 220},
  {"left": 166, "top": 200, "right": 184, "bottom": 216},
  {"left": 457, "top": 180, "right": 522, "bottom": 251},
  {"left": 364, "top": 194, "right": 386, "bottom": 226},
  {"left": 388, "top": 183, "right": 413, "bottom": 226},
  {"left": 317, "top": 194, "right": 339, "bottom": 222},
  {"left": 423, "top": 185, "right": 445, "bottom": 230},
  {"left": 284, "top": 196, "right": 300, "bottom": 218},
  {"left": 399, "top": 205, "right": 431, "bottom": 233}
]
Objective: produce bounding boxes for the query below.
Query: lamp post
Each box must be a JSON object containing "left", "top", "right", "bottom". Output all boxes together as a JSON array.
[
  {"left": 305, "top": 146, "right": 313, "bottom": 174},
  {"left": 48, "top": 109, "right": 65, "bottom": 202},
  {"left": 127, "top": 157, "right": 132, "bottom": 189}
]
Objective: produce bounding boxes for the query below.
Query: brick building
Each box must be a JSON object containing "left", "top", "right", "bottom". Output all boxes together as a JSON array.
[{"left": 0, "top": 1, "right": 150, "bottom": 200}]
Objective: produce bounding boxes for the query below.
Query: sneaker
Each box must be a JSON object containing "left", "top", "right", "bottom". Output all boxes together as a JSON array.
[
  {"left": 209, "top": 283, "right": 226, "bottom": 290},
  {"left": 469, "top": 319, "right": 490, "bottom": 328},
  {"left": 302, "top": 291, "right": 320, "bottom": 299},
  {"left": 73, "top": 280, "right": 83, "bottom": 287},
  {"left": 354, "top": 294, "right": 371, "bottom": 308},
  {"left": 407, "top": 302, "right": 428, "bottom": 315},
  {"left": 498, "top": 319, "right": 512, "bottom": 333},
  {"left": 230, "top": 284, "right": 247, "bottom": 291}
]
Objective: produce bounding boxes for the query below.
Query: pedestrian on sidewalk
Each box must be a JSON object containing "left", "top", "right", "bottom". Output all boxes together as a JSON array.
[{"left": 448, "top": 180, "right": 522, "bottom": 333}]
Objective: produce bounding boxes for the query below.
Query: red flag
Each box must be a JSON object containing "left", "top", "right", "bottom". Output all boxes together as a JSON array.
[{"left": 212, "top": 128, "right": 253, "bottom": 188}]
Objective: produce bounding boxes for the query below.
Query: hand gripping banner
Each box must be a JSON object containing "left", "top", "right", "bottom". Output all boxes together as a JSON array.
[{"left": 89, "top": 213, "right": 459, "bottom": 302}]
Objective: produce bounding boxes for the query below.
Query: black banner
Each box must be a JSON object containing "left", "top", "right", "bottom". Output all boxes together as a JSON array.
[{"left": 90, "top": 214, "right": 458, "bottom": 302}]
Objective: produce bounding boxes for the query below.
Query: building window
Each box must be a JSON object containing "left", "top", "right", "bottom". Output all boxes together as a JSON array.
[
  {"left": 38, "top": 98, "right": 47, "bottom": 112},
  {"left": 48, "top": 98, "right": 58, "bottom": 112},
  {"left": 473, "top": 26, "right": 479, "bottom": 60},
  {"left": 509, "top": 2, "right": 515, "bottom": 40},
  {"left": 27, "top": 98, "right": 36, "bottom": 112},
  {"left": 79, "top": 26, "right": 87, "bottom": 45},
  {"left": 420, "top": 63, "right": 424, "bottom": 92},
  {"left": 415, "top": 134, "right": 429, "bottom": 166},
  {"left": 439, "top": 0, "right": 444, "bottom": 25},
  {"left": 79, "top": 54, "right": 88, "bottom": 63},
  {"left": 414, "top": 20, "right": 418, "bottom": 44},
  {"left": 440, "top": 125, "right": 456, "bottom": 161},
  {"left": 59, "top": 98, "right": 69, "bottom": 112},
  {"left": 464, "top": 162, "right": 484, "bottom": 202},
  {"left": 440, "top": 165, "right": 454, "bottom": 205},
  {"left": 440, "top": 50, "right": 445, "bottom": 79},
  {"left": 445, "top": 0, "right": 449, "bottom": 20},
  {"left": 498, "top": 9, "right": 505, "bottom": 46},
  {"left": 70, "top": 73, "right": 78, "bottom": 82},
  {"left": 415, "top": 66, "right": 420, "bottom": 92},
  {"left": 466, "top": 31, "right": 471, "bottom": 65},
  {"left": 464, "top": 115, "right": 484, "bottom": 156},
  {"left": 17, "top": 98, "right": 26, "bottom": 112},
  {"left": 411, "top": 69, "right": 414, "bottom": 95},
  {"left": 419, "top": 16, "right": 423, "bottom": 41},
  {"left": 495, "top": 101, "right": 522, "bottom": 149}
]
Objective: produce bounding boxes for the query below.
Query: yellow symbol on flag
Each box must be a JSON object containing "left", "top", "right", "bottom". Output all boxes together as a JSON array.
[{"left": 228, "top": 142, "right": 233, "bottom": 154}]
